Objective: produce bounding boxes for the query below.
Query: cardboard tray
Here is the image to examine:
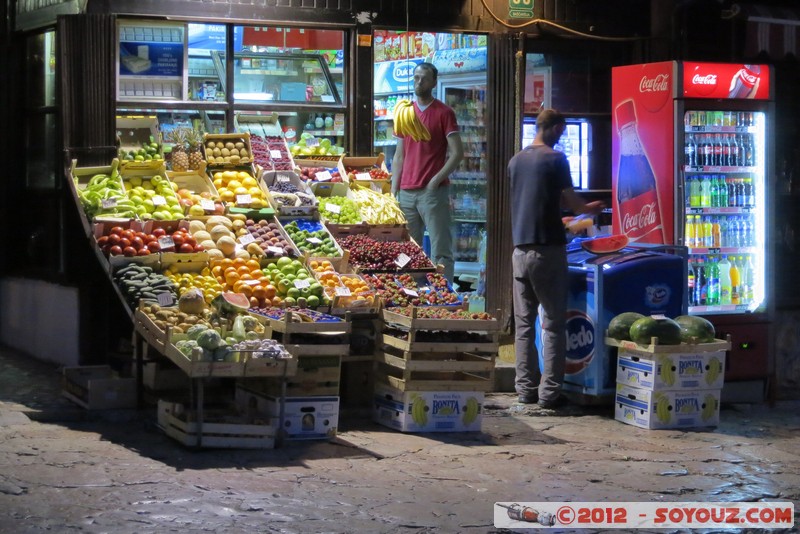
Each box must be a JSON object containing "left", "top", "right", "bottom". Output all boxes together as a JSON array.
[
  {"left": 261, "top": 170, "right": 318, "bottom": 216},
  {"left": 605, "top": 336, "right": 732, "bottom": 354},
  {"left": 340, "top": 153, "right": 392, "bottom": 193},
  {"left": 203, "top": 132, "right": 254, "bottom": 168},
  {"left": 116, "top": 115, "right": 162, "bottom": 161}
]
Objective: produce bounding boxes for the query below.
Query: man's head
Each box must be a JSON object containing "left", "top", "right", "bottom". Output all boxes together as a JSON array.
[
  {"left": 414, "top": 63, "right": 438, "bottom": 100},
  {"left": 536, "top": 109, "right": 566, "bottom": 148}
]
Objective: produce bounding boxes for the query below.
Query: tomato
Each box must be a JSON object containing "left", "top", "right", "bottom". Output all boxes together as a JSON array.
[
  {"left": 122, "top": 246, "right": 137, "bottom": 257},
  {"left": 109, "top": 245, "right": 123, "bottom": 256},
  {"left": 172, "top": 233, "right": 186, "bottom": 246},
  {"left": 152, "top": 227, "right": 166, "bottom": 238},
  {"left": 108, "top": 234, "right": 121, "bottom": 245},
  {"left": 121, "top": 230, "right": 135, "bottom": 241},
  {"left": 179, "top": 243, "right": 194, "bottom": 253},
  {"left": 136, "top": 248, "right": 151, "bottom": 256},
  {"left": 130, "top": 236, "right": 145, "bottom": 250},
  {"left": 110, "top": 226, "right": 125, "bottom": 236},
  {"left": 193, "top": 244, "right": 205, "bottom": 252},
  {"left": 146, "top": 241, "right": 161, "bottom": 252},
  {"left": 97, "top": 236, "right": 109, "bottom": 247},
  {"left": 119, "top": 238, "right": 131, "bottom": 248}
]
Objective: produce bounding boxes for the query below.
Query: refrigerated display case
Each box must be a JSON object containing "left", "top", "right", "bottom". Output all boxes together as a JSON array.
[{"left": 611, "top": 62, "right": 774, "bottom": 396}]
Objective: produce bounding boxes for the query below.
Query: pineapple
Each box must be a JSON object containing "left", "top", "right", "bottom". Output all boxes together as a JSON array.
[
  {"left": 170, "top": 128, "right": 189, "bottom": 172},
  {"left": 186, "top": 128, "right": 205, "bottom": 171}
]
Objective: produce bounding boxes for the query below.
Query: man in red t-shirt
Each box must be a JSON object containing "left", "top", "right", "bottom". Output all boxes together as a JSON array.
[{"left": 391, "top": 62, "right": 464, "bottom": 282}]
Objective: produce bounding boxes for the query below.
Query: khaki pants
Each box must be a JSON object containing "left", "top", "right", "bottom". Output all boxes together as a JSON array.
[{"left": 398, "top": 186, "right": 455, "bottom": 281}]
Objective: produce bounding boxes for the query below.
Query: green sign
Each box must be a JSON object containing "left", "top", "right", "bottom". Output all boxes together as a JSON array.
[{"left": 509, "top": 0, "right": 533, "bottom": 19}]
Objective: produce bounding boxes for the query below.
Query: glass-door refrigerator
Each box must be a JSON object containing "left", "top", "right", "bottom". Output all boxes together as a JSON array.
[{"left": 611, "top": 62, "right": 774, "bottom": 398}]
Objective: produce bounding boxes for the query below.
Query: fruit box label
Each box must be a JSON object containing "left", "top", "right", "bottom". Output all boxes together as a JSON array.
[
  {"left": 372, "top": 384, "right": 483, "bottom": 433},
  {"left": 614, "top": 383, "right": 720, "bottom": 430},
  {"left": 616, "top": 349, "right": 725, "bottom": 391}
]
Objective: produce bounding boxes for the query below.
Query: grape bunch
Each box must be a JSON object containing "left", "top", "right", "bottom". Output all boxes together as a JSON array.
[{"left": 319, "top": 196, "right": 362, "bottom": 224}]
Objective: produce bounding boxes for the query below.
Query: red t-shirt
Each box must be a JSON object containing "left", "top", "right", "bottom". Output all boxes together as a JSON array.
[{"left": 397, "top": 99, "right": 459, "bottom": 190}]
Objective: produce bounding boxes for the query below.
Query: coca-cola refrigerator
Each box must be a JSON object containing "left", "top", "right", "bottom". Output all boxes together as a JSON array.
[{"left": 611, "top": 62, "right": 774, "bottom": 400}]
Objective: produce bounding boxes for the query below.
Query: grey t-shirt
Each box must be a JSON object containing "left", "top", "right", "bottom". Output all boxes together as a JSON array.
[{"left": 508, "top": 145, "right": 573, "bottom": 247}]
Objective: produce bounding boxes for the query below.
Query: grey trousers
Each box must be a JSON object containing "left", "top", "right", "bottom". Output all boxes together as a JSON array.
[
  {"left": 512, "top": 245, "right": 568, "bottom": 403},
  {"left": 398, "top": 186, "right": 455, "bottom": 281}
]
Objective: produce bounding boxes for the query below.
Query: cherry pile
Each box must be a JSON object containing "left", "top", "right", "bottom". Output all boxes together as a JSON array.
[
  {"left": 251, "top": 135, "right": 293, "bottom": 171},
  {"left": 344, "top": 166, "right": 390, "bottom": 180},
  {"left": 362, "top": 273, "right": 459, "bottom": 307},
  {"left": 337, "top": 234, "right": 434, "bottom": 272}
]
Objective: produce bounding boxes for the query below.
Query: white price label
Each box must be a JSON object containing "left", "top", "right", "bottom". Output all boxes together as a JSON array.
[
  {"left": 293, "top": 279, "right": 311, "bottom": 289},
  {"left": 315, "top": 171, "right": 332, "bottom": 182},
  {"left": 335, "top": 286, "right": 352, "bottom": 297},
  {"left": 238, "top": 233, "right": 256, "bottom": 245},
  {"left": 277, "top": 174, "right": 291, "bottom": 183},
  {"left": 355, "top": 172, "right": 372, "bottom": 181},
  {"left": 158, "top": 236, "right": 175, "bottom": 250},
  {"left": 151, "top": 195, "right": 167, "bottom": 206},
  {"left": 321, "top": 95, "right": 335, "bottom": 103},
  {"left": 236, "top": 194, "right": 252, "bottom": 205},
  {"left": 101, "top": 198, "right": 118, "bottom": 209},
  {"left": 325, "top": 203, "right": 341, "bottom": 214},
  {"left": 401, "top": 287, "right": 419, "bottom": 297},
  {"left": 270, "top": 149, "right": 283, "bottom": 159},
  {"left": 307, "top": 138, "right": 320, "bottom": 148},
  {"left": 651, "top": 314, "right": 667, "bottom": 320},
  {"left": 306, "top": 237, "right": 323, "bottom": 245},
  {"left": 395, "top": 253, "right": 411, "bottom": 268},
  {"left": 245, "top": 279, "right": 261, "bottom": 286},
  {"left": 267, "top": 245, "right": 284, "bottom": 254},
  {"left": 157, "top": 292, "right": 174, "bottom": 306},
  {"left": 200, "top": 199, "right": 216, "bottom": 212}
]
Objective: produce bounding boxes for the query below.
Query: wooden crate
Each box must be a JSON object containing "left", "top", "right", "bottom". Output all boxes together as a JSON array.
[
  {"left": 378, "top": 331, "right": 499, "bottom": 354},
  {"left": 157, "top": 400, "right": 276, "bottom": 449},
  {"left": 133, "top": 303, "right": 171, "bottom": 352},
  {"left": 203, "top": 132, "right": 254, "bottom": 168},
  {"left": 376, "top": 348, "right": 494, "bottom": 374},
  {"left": 381, "top": 307, "right": 499, "bottom": 332},
  {"left": 62, "top": 366, "right": 137, "bottom": 410},
  {"left": 605, "top": 336, "right": 732, "bottom": 354},
  {"left": 374, "top": 361, "right": 494, "bottom": 392},
  {"left": 269, "top": 310, "right": 352, "bottom": 335},
  {"left": 162, "top": 339, "right": 297, "bottom": 378},
  {"left": 237, "top": 354, "right": 341, "bottom": 397}
]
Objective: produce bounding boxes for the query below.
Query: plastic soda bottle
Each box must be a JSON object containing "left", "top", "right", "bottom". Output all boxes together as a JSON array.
[
  {"left": 730, "top": 257, "right": 741, "bottom": 305},
  {"left": 703, "top": 216, "right": 713, "bottom": 248},
  {"left": 694, "top": 215, "right": 703, "bottom": 248},
  {"left": 710, "top": 175, "right": 720, "bottom": 207},
  {"left": 718, "top": 255, "right": 732, "bottom": 305},
  {"left": 718, "top": 175, "right": 728, "bottom": 207},
  {"left": 614, "top": 100, "right": 665, "bottom": 243},
  {"left": 696, "top": 256, "right": 707, "bottom": 305},
  {"left": 687, "top": 258, "right": 696, "bottom": 306},
  {"left": 700, "top": 175, "right": 711, "bottom": 207},
  {"left": 711, "top": 216, "right": 721, "bottom": 248},
  {"left": 745, "top": 255, "right": 755, "bottom": 303},
  {"left": 690, "top": 175, "right": 701, "bottom": 207},
  {"left": 685, "top": 215, "right": 695, "bottom": 248},
  {"left": 706, "top": 256, "right": 720, "bottom": 306}
]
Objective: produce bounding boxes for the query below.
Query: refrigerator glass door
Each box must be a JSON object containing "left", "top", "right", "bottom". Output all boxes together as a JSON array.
[{"left": 681, "top": 108, "right": 766, "bottom": 314}]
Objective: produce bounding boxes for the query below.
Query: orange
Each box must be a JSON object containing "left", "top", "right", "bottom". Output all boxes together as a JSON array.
[
  {"left": 233, "top": 257, "right": 246, "bottom": 268},
  {"left": 252, "top": 285, "right": 267, "bottom": 300},
  {"left": 264, "top": 284, "right": 277, "bottom": 299},
  {"left": 211, "top": 265, "right": 223, "bottom": 277},
  {"left": 225, "top": 271, "right": 241, "bottom": 286},
  {"left": 237, "top": 265, "right": 251, "bottom": 276},
  {"left": 246, "top": 259, "right": 261, "bottom": 272},
  {"left": 249, "top": 296, "right": 260, "bottom": 308},
  {"left": 239, "top": 284, "right": 253, "bottom": 298},
  {"left": 219, "top": 258, "right": 233, "bottom": 269},
  {"left": 271, "top": 296, "right": 282, "bottom": 307},
  {"left": 309, "top": 260, "right": 319, "bottom": 270},
  {"left": 240, "top": 272, "right": 254, "bottom": 281}
]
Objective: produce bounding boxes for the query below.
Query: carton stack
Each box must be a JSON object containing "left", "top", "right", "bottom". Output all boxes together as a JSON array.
[{"left": 610, "top": 336, "right": 731, "bottom": 430}]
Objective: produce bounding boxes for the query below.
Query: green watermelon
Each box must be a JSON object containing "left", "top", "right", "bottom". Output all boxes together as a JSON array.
[
  {"left": 629, "top": 316, "right": 683, "bottom": 345},
  {"left": 608, "top": 312, "right": 646, "bottom": 341},
  {"left": 674, "top": 315, "right": 716, "bottom": 343}
]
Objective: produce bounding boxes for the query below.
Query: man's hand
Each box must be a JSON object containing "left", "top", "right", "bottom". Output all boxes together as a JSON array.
[{"left": 585, "top": 200, "right": 605, "bottom": 216}]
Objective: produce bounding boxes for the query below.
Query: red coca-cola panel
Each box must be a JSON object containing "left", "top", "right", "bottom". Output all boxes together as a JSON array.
[
  {"left": 611, "top": 61, "right": 675, "bottom": 244},
  {"left": 682, "top": 62, "right": 771, "bottom": 100}
]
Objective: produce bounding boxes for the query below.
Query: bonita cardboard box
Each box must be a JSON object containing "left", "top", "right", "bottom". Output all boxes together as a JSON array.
[
  {"left": 615, "top": 383, "right": 720, "bottom": 430},
  {"left": 372, "top": 383, "right": 483, "bottom": 433},
  {"left": 616, "top": 349, "right": 726, "bottom": 391},
  {"left": 235, "top": 385, "right": 339, "bottom": 440}
]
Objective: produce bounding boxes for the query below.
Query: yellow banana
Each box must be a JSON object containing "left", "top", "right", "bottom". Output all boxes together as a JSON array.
[
  {"left": 411, "top": 395, "right": 428, "bottom": 426},
  {"left": 462, "top": 397, "right": 480, "bottom": 425},
  {"left": 659, "top": 356, "right": 675, "bottom": 387},
  {"left": 706, "top": 357, "right": 721, "bottom": 385},
  {"left": 654, "top": 393, "right": 671, "bottom": 424},
  {"left": 701, "top": 394, "right": 717, "bottom": 421}
]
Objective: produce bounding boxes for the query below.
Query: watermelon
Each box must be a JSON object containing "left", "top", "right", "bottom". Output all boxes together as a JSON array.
[
  {"left": 608, "top": 312, "right": 645, "bottom": 341},
  {"left": 629, "top": 316, "right": 683, "bottom": 345},
  {"left": 212, "top": 292, "right": 251, "bottom": 314},
  {"left": 674, "top": 315, "right": 716, "bottom": 343},
  {"left": 581, "top": 234, "right": 629, "bottom": 254}
]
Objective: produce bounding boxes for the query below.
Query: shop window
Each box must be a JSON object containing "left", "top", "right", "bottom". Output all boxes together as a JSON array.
[
  {"left": 25, "top": 31, "right": 58, "bottom": 190},
  {"left": 117, "top": 21, "right": 187, "bottom": 101},
  {"left": 187, "top": 23, "right": 232, "bottom": 102}
]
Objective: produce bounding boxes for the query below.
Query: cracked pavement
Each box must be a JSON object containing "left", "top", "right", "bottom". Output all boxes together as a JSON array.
[{"left": 1, "top": 347, "right": 798, "bottom": 533}]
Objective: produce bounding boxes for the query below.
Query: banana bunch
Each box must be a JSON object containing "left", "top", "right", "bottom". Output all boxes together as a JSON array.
[
  {"left": 654, "top": 393, "right": 672, "bottom": 424},
  {"left": 349, "top": 183, "right": 407, "bottom": 224},
  {"left": 393, "top": 99, "right": 431, "bottom": 142},
  {"left": 658, "top": 355, "right": 676, "bottom": 387},
  {"left": 75, "top": 158, "right": 138, "bottom": 219},
  {"left": 701, "top": 394, "right": 718, "bottom": 421},
  {"left": 462, "top": 397, "right": 480, "bottom": 425},
  {"left": 706, "top": 356, "right": 723, "bottom": 385},
  {"left": 410, "top": 395, "right": 429, "bottom": 426}
]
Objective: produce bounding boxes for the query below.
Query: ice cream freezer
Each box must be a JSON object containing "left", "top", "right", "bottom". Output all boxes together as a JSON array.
[{"left": 536, "top": 244, "right": 688, "bottom": 401}]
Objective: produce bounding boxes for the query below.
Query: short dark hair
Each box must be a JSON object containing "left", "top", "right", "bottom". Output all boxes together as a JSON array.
[
  {"left": 536, "top": 109, "right": 566, "bottom": 130},
  {"left": 415, "top": 62, "right": 438, "bottom": 81}
]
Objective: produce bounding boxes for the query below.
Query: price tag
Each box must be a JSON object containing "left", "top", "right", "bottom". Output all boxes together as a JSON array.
[
  {"left": 239, "top": 233, "right": 256, "bottom": 245},
  {"left": 158, "top": 236, "right": 175, "bottom": 250},
  {"left": 371, "top": 183, "right": 384, "bottom": 193},
  {"left": 651, "top": 314, "right": 667, "bottom": 320},
  {"left": 277, "top": 174, "right": 291, "bottom": 183},
  {"left": 157, "top": 292, "right": 174, "bottom": 306},
  {"left": 335, "top": 286, "right": 352, "bottom": 297},
  {"left": 293, "top": 279, "right": 311, "bottom": 289},
  {"left": 200, "top": 199, "right": 216, "bottom": 212},
  {"left": 321, "top": 95, "right": 335, "bottom": 103},
  {"left": 152, "top": 195, "right": 167, "bottom": 206},
  {"left": 315, "top": 170, "right": 332, "bottom": 182},
  {"left": 325, "top": 202, "right": 341, "bottom": 214},
  {"left": 270, "top": 149, "right": 283, "bottom": 159},
  {"left": 267, "top": 245, "right": 284, "bottom": 254},
  {"left": 401, "top": 287, "right": 419, "bottom": 297},
  {"left": 395, "top": 253, "right": 411, "bottom": 268},
  {"left": 306, "top": 237, "right": 323, "bottom": 245},
  {"left": 307, "top": 138, "right": 320, "bottom": 148},
  {"left": 101, "top": 198, "right": 118, "bottom": 209},
  {"left": 236, "top": 194, "right": 252, "bottom": 205},
  {"left": 356, "top": 172, "right": 372, "bottom": 181},
  {"left": 245, "top": 279, "right": 261, "bottom": 286}
]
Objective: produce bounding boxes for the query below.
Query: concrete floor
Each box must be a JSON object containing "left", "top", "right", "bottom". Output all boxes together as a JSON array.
[{"left": 1, "top": 346, "right": 798, "bottom": 534}]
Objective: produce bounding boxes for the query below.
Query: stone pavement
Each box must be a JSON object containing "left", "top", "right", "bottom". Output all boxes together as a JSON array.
[{"left": 1, "top": 345, "right": 798, "bottom": 534}]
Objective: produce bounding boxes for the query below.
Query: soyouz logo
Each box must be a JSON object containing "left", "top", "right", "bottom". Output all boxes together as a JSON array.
[
  {"left": 692, "top": 73, "right": 718, "bottom": 86},
  {"left": 564, "top": 311, "right": 595, "bottom": 374},
  {"left": 639, "top": 74, "right": 669, "bottom": 93}
]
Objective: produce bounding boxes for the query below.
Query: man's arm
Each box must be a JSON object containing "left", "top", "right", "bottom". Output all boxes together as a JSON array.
[
  {"left": 426, "top": 132, "right": 464, "bottom": 191},
  {"left": 391, "top": 137, "right": 405, "bottom": 196},
  {"left": 562, "top": 187, "right": 605, "bottom": 216}
]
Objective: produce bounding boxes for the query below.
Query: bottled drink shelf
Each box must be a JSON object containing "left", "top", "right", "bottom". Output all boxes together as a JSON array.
[
  {"left": 687, "top": 246, "right": 756, "bottom": 255},
  {"left": 689, "top": 304, "right": 753, "bottom": 314},
  {"left": 684, "top": 165, "right": 755, "bottom": 172},
  {"left": 685, "top": 206, "right": 754, "bottom": 214}
]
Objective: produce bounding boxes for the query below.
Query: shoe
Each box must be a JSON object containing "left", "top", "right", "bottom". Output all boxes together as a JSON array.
[
  {"left": 517, "top": 393, "right": 538, "bottom": 404},
  {"left": 537, "top": 395, "right": 569, "bottom": 409}
]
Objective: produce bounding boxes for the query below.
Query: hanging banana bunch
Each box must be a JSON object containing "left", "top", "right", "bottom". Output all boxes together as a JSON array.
[{"left": 392, "top": 99, "right": 431, "bottom": 142}]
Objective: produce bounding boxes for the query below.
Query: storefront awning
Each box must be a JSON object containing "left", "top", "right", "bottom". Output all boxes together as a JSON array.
[{"left": 735, "top": 3, "right": 800, "bottom": 59}]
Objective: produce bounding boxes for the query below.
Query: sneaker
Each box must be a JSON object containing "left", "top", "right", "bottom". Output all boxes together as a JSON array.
[
  {"left": 517, "top": 393, "right": 538, "bottom": 404},
  {"left": 537, "top": 395, "right": 569, "bottom": 410}
]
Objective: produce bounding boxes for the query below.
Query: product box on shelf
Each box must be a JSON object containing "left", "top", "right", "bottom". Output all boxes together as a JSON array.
[
  {"left": 203, "top": 132, "right": 254, "bottom": 168},
  {"left": 261, "top": 170, "right": 318, "bottom": 216},
  {"left": 616, "top": 348, "right": 726, "bottom": 391},
  {"left": 62, "top": 365, "right": 137, "bottom": 410},
  {"left": 116, "top": 115, "right": 163, "bottom": 163},
  {"left": 157, "top": 399, "right": 277, "bottom": 449},
  {"left": 235, "top": 385, "right": 339, "bottom": 440},
  {"left": 372, "top": 382, "right": 483, "bottom": 433},
  {"left": 235, "top": 112, "right": 283, "bottom": 137},
  {"left": 614, "top": 383, "right": 721, "bottom": 430}
]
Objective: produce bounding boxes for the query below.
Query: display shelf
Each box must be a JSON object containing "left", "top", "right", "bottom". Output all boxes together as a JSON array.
[
  {"left": 374, "top": 116, "right": 394, "bottom": 122},
  {"left": 685, "top": 126, "right": 755, "bottom": 134},
  {"left": 685, "top": 207, "right": 755, "bottom": 215},
  {"left": 688, "top": 246, "right": 756, "bottom": 255},
  {"left": 689, "top": 304, "right": 754, "bottom": 314},
  {"left": 375, "top": 140, "right": 397, "bottom": 146},
  {"left": 605, "top": 336, "right": 731, "bottom": 354},
  {"left": 303, "top": 130, "right": 345, "bottom": 136},
  {"left": 684, "top": 165, "right": 755, "bottom": 172},
  {"left": 453, "top": 218, "right": 486, "bottom": 224},
  {"left": 450, "top": 172, "right": 485, "bottom": 180}
]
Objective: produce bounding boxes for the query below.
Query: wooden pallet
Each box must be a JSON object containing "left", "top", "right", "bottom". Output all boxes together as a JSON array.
[{"left": 157, "top": 400, "right": 276, "bottom": 449}]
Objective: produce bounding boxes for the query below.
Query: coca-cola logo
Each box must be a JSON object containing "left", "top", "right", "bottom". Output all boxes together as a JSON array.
[
  {"left": 692, "top": 74, "right": 718, "bottom": 86},
  {"left": 622, "top": 201, "right": 658, "bottom": 234},
  {"left": 739, "top": 68, "right": 758, "bottom": 86},
  {"left": 639, "top": 74, "right": 670, "bottom": 93}
]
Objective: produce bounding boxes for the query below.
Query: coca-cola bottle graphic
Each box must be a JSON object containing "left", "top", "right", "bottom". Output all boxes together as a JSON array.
[
  {"left": 615, "top": 100, "right": 665, "bottom": 244},
  {"left": 728, "top": 65, "right": 761, "bottom": 99}
]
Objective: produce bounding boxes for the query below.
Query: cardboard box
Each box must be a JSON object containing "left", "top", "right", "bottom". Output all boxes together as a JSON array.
[
  {"left": 261, "top": 170, "right": 318, "bottom": 216},
  {"left": 616, "top": 349, "right": 726, "bottom": 391},
  {"left": 235, "top": 386, "right": 339, "bottom": 440},
  {"left": 240, "top": 355, "right": 341, "bottom": 397},
  {"left": 614, "top": 383, "right": 721, "bottom": 430},
  {"left": 62, "top": 365, "right": 137, "bottom": 410},
  {"left": 339, "top": 154, "right": 391, "bottom": 193},
  {"left": 116, "top": 116, "right": 162, "bottom": 158},
  {"left": 372, "top": 382, "right": 484, "bottom": 433}
]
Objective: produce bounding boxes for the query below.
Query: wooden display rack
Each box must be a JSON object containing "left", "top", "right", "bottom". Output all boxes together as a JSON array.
[
  {"left": 377, "top": 331, "right": 499, "bottom": 354},
  {"left": 270, "top": 310, "right": 351, "bottom": 358},
  {"left": 374, "top": 361, "right": 495, "bottom": 392}
]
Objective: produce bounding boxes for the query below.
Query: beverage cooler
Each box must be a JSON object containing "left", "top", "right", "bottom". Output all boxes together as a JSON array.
[
  {"left": 537, "top": 245, "right": 687, "bottom": 400},
  {"left": 611, "top": 62, "right": 774, "bottom": 396}
]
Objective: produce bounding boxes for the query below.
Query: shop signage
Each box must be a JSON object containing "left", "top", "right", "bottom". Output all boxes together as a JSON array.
[
  {"left": 509, "top": 0, "right": 534, "bottom": 19},
  {"left": 118, "top": 23, "right": 185, "bottom": 79}
]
